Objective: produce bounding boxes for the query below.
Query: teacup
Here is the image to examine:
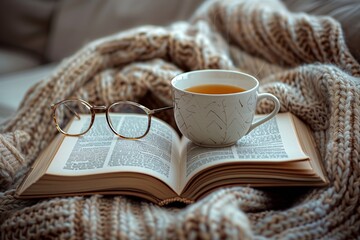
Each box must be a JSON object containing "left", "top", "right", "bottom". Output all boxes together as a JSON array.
[{"left": 171, "top": 69, "right": 280, "bottom": 147}]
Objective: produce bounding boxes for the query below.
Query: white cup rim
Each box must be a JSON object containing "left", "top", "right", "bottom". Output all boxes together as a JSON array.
[{"left": 171, "top": 69, "right": 259, "bottom": 96}]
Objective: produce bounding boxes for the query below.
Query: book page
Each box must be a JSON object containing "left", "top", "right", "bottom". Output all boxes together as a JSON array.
[
  {"left": 47, "top": 114, "right": 181, "bottom": 192},
  {"left": 180, "top": 113, "right": 309, "bottom": 184}
]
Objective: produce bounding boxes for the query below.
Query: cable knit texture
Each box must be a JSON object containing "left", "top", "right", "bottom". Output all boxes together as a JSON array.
[{"left": 1, "top": 0, "right": 359, "bottom": 239}]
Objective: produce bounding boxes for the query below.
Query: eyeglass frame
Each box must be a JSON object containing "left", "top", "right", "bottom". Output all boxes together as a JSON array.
[{"left": 51, "top": 98, "right": 174, "bottom": 139}]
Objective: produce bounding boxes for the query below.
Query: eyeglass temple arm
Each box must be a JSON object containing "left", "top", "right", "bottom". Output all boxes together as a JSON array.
[
  {"left": 149, "top": 106, "right": 174, "bottom": 114},
  {"left": 63, "top": 103, "right": 81, "bottom": 120}
]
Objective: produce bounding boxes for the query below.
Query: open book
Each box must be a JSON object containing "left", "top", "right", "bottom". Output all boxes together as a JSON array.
[{"left": 16, "top": 112, "right": 328, "bottom": 205}]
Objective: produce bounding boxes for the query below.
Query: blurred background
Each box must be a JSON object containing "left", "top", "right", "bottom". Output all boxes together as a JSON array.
[{"left": 0, "top": 0, "right": 359, "bottom": 123}]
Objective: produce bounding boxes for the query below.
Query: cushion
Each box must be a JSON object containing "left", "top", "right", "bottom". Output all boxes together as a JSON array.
[
  {"left": 0, "top": 0, "right": 57, "bottom": 60},
  {"left": 46, "top": 0, "right": 204, "bottom": 61}
]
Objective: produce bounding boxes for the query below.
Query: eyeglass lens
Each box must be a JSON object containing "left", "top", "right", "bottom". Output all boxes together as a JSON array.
[
  {"left": 108, "top": 102, "right": 149, "bottom": 138},
  {"left": 54, "top": 100, "right": 92, "bottom": 135}
]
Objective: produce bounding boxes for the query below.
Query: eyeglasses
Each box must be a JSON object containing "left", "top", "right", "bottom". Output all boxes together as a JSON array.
[{"left": 51, "top": 99, "right": 173, "bottom": 139}]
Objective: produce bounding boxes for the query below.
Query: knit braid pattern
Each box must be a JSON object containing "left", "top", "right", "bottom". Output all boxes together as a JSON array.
[{"left": 1, "top": 0, "right": 359, "bottom": 239}]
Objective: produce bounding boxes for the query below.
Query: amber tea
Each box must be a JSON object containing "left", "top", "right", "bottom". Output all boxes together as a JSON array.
[{"left": 185, "top": 84, "right": 245, "bottom": 94}]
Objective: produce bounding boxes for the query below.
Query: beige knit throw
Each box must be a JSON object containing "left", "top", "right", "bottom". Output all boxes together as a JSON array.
[{"left": 1, "top": 0, "right": 359, "bottom": 239}]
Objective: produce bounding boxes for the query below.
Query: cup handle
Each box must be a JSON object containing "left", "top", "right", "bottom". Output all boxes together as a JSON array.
[{"left": 246, "top": 93, "right": 281, "bottom": 134}]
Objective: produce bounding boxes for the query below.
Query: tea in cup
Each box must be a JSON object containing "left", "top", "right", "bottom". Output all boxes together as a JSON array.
[{"left": 171, "top": 69, "right": 280, "bottom": 147}]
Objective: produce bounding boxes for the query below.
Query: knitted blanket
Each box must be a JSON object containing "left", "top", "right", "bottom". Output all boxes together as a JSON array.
[{"left": 1, "top": 0, "right": 359, "bottom": 239}]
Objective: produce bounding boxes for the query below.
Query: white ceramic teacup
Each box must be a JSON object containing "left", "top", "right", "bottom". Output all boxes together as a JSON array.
[{"left": 171, "top": 69, "right": 280, "bottom": 147}]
